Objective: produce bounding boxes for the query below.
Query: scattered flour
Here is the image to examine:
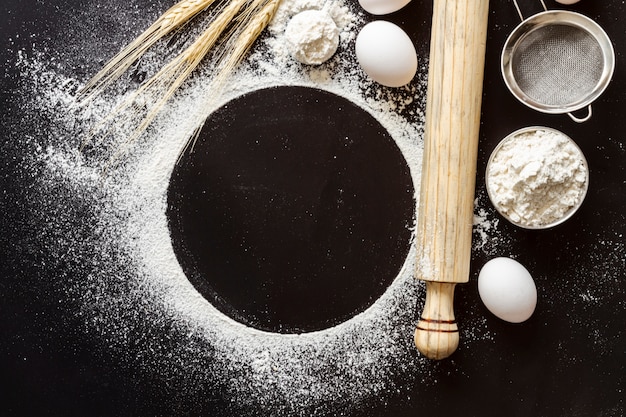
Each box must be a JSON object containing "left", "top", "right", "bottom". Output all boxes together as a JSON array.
[
  {"left": 7, "top": 1, "right": 626, "bottom": 415},
  {"left": 6, "top": 0, "right": 502, "bottom": 414},
  {"left": 473, "top": 201, "right": 500, "bottom": 252},
  {"left": 9, "top": 1, "right": 427, "bottom": 415}
]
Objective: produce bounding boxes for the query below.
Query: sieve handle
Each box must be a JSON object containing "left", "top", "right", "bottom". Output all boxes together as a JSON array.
[
  {"left": 568, "top": 105, "right": 593, "bottom": 123},
  {"left": 414, "top": 0, "right": 489, "bottom": 360},
  {"left": 513, "top": 0, "right": 547, "bottom": 21}
]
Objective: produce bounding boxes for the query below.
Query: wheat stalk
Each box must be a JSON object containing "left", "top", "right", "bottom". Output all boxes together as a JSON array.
[
  {"left": 76, "top": 0, "right": 218, "bottom": 102},
  {"left": 80, "top": 0, "right": 282, "bottom": 168},
  {"left": 90, "top": 0, "right": 248, "bottom": 145},
  {"left": 177, "top": 0, "right": 282, "bottom": 160}
]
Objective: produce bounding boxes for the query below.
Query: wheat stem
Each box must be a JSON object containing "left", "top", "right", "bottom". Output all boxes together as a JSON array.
[
  {"left": 83, "top": 0, "right": 248, "bottom": 151},
  {"left": 82, "top": 0, "right": 283, "bottom": 169},
  {"left": 177, "top": 0, "right": 281, "bottom": 161},
  {"left": 77, "top": 0, "right": 218, "bottom": 101},
  {"left": 126, "top": 0, "right": 249, "bottom": 139}
]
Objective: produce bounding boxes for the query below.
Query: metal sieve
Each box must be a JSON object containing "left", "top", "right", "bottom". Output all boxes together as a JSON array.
[{"left": 501, "top": 1, "right": 615, "bottom": 123}]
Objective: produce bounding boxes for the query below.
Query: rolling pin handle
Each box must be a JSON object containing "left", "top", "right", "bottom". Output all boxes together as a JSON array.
[{"left": 414, "top": 281, "right": 459, "bottom": 360}]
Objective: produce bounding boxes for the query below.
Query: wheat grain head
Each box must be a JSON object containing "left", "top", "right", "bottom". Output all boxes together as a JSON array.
[
  {"left": 83, "top": 0, "right": 283, "bottom": 170},
  {"left": 77, "top": 0, "right": 218, "bottom": 102}
]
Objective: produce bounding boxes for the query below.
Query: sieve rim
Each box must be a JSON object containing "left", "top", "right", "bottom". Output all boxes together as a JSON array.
[
  {"left": 485, "top": 126, "right": 589, "bottom": 230},
  {"left": 501, "top": 10, "right": 615, "bottom": 116}
]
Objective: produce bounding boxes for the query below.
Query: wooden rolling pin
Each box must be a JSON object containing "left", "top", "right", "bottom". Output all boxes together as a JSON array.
[{"left": 414, "top": 0, "right": 490, "bottom": 360}]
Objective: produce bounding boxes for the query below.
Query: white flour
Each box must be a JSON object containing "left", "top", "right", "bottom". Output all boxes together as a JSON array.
[
  {"left": 284, "top": 9, "right": 339, "bottom": 65},
  {"left": 486, "top": 128, "right": 588, "bottom": 228},
  {"left": 8, "top": 0, "right": 504, "bottom": 414}
]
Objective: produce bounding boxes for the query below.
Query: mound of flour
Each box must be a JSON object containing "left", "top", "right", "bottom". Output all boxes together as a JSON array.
[{"left": 285, "top": 9, "right": 339, "bottom": 65}]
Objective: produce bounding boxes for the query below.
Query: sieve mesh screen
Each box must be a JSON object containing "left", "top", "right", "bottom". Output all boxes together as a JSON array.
[{"left": 512, "top": 24, "right": 604, "bottom": 107}]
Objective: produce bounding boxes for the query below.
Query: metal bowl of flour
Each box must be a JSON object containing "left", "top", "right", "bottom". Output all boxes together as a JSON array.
[{"left": 485, "top": 126, "right": 589, "bottom": 229}]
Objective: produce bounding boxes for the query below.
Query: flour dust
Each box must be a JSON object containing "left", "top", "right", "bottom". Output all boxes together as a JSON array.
[{"left": 7, "top": 0, "right": 502, "bottom": 414}]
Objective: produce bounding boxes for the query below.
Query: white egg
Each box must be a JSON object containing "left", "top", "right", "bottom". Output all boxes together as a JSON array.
[
  {"left": 478, "top": 257, "right": 537, "bottom": 323},
  {"left": 358, "top": 0, "right": 411, "bottom": 15},
  {"left": 555, "top": 0, "right": 581, "bottom": 4},
  {"left": 355, "top": 21, "right": 417, "bottom": 88}
]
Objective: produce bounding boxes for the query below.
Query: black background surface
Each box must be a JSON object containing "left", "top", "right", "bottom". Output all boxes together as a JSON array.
[
  {"left": 167, "top": 86, "right": 416, "bottom": 334},
  {"left": 1, "top": 0, "right": 625, "bottom": 416}
]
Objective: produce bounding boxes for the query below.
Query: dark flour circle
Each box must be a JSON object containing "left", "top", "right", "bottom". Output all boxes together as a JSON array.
[{"left": 167, "top": 85, "right": 414, "bottom": 333}]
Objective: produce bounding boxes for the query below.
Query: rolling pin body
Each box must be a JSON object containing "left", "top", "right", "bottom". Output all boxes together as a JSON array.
[{"left": 414, "top": 0, "right": 490, "bottom": 360}]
